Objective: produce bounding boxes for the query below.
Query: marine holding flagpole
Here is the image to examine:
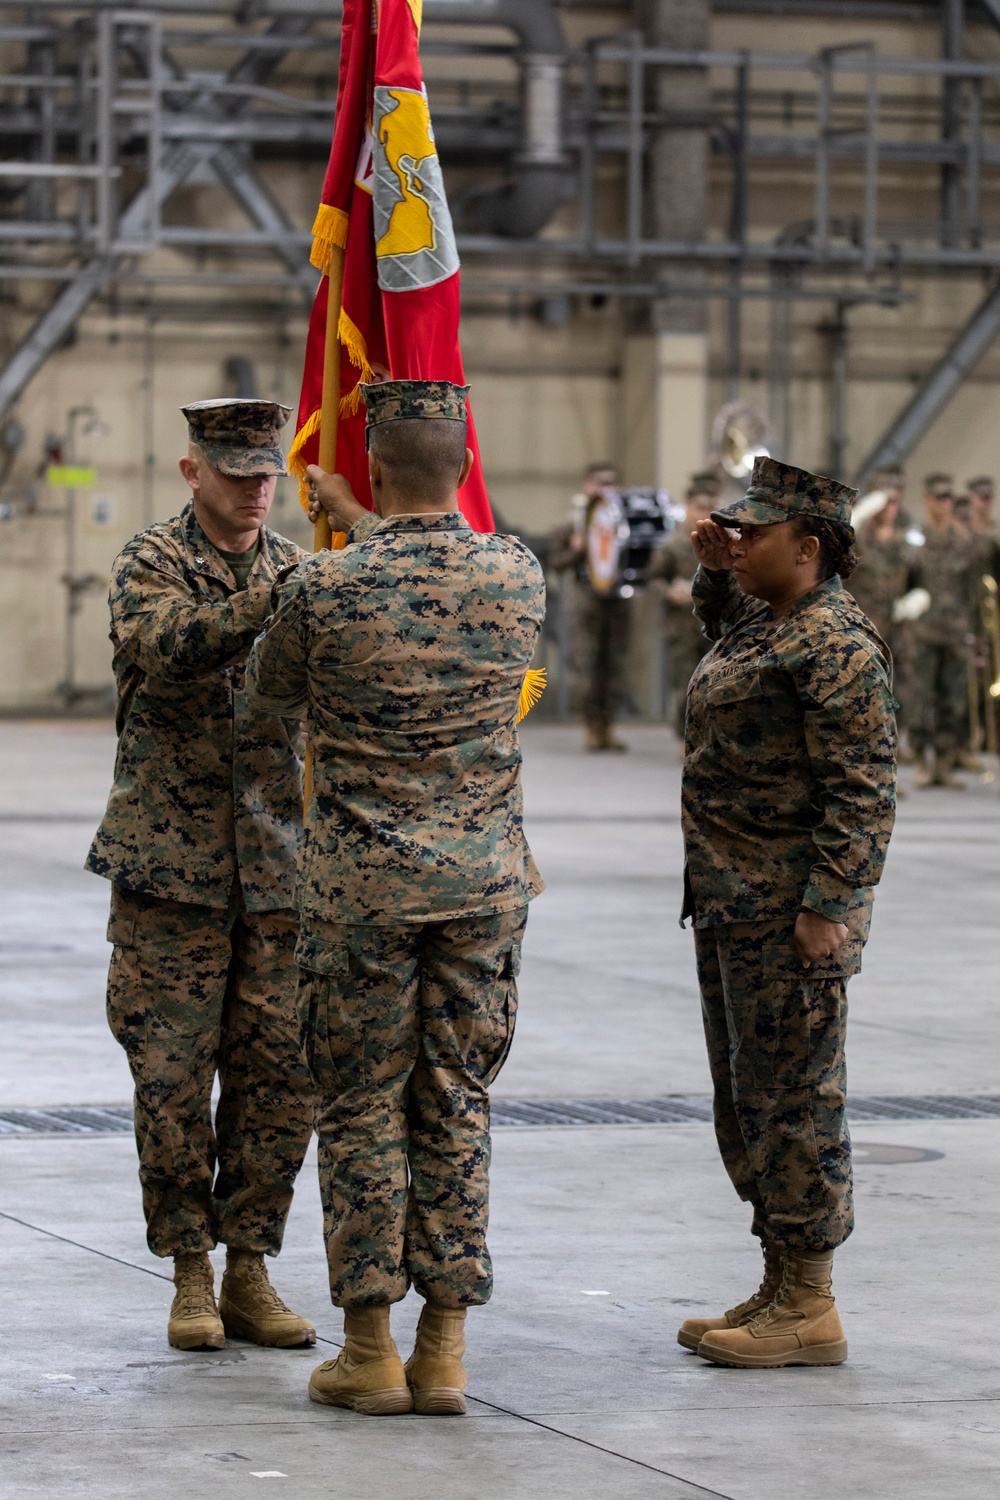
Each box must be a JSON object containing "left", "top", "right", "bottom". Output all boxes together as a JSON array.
[{"left": 250, "top": 0, "right": 547, "bottom": 1416}]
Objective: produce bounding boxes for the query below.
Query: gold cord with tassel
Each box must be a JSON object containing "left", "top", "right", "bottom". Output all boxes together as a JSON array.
[
  {"left": 309, "top": 204, "right": 349, "bottom": 274},
  {"left": 516, "top": 668, "right": 547, "bottom": 725}
]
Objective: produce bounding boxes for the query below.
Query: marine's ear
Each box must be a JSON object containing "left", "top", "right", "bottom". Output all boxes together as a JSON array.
[
  {"left": 796, "top": 531, "right": 821, "bottom": 567},
  {"left": 179, "top": 453, "right": 201, "bottom": 492},
  {"left": 458, "top": 447, "right": 474, "bottom": 490}
]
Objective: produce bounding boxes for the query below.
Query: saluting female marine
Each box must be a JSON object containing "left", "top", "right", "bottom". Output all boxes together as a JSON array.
[{"left": 677, "top": 457, "right": 897, "bottom": 1368}]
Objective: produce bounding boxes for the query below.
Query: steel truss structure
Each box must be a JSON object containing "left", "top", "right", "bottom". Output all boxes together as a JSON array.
[{"left": 5, "top": 1, "right": 1000, "bottom": 472}]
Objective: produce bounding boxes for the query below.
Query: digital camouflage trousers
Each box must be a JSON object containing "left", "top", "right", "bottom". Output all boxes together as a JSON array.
[
  {"left": 910, "top": 638, "right": 969, "bottom": 755},
  {"left": 295, "top": 905, "right": 527, "bottom": 1310},
  {"left": 694, "top": 916, "right": 861, "bottom": 1252},
  {"left": 107, "top": 883, "right": 313, "bottom": 1258},
  {"left": 575, "top": 591, "right": 632, "bottom": 730}
]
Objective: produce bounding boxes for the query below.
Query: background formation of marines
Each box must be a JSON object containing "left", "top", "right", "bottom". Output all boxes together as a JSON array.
[{"left": 551, "top": 458, "right": 1000, "bottom": 780}]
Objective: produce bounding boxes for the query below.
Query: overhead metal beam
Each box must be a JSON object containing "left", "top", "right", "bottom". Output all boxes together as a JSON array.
[
  {"left": 211, "top": 144, "right": 315, "bottom": 290},
  {"left": 853, "top": 280, "right": 1000, "bottom": 480},
  {"left": 0, "top": 140, "right": 220, "bottom": 417},
  {"left": 0, "top": 18, "right": 313, "bottom": 417}
]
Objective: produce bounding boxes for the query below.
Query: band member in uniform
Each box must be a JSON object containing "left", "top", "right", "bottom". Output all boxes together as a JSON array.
[
  {"left": 550, "top": 462, "right": 632, "bottom": 751},
  {"left": 648, "top": 476, "right": 720, "bottom": 739},
  {"left": 677, "top": 458, "right": 896, "bottom": 1368},
  {"left": 909, "top": 474, "right": 978, "bottom": 787}
]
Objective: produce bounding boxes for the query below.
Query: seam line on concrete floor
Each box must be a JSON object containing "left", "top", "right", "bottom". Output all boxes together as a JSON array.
[
  {"left": 468, "top": 1395, "right": 736, "bottom": 1498},
  {"left": 5, "top": 1096, "right": 999, "bottom": 1135},
  {"left": 1, "top": 1208, "right": 733, "bottom": 1498}
]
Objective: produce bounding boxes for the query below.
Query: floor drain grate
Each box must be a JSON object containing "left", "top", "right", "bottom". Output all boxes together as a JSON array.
[
  {"left": 492, "top": 1095, "right": 1000, "bottom": 1127},
  {"left": 0, "top": 1106, "right": 134, "bottom": 1136},
  {"left": 2, "top": 1096, "right": 999, "bottom": 1136}
]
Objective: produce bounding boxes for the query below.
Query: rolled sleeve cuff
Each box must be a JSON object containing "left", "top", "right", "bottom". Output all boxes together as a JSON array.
[{"left": 801, "top": 868, "right": 855, "bottom": 923}]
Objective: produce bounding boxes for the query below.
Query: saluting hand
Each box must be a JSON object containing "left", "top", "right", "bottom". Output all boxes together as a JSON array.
[
  {"left": 691, "top": 518, "right": 738, "bottom": 572},
  {"left": 794, "top": 910, "right": 849, "bottom": 969},
  {"left": 305, "top": 465, "right": 368, "bottom": 533}
]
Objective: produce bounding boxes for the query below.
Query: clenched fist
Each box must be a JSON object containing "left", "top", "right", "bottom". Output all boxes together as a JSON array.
[{"left": 305, "top": 465, "right": 368, "bottom": 533}]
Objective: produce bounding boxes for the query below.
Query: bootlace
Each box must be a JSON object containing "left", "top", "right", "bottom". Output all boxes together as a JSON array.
[
  {"left": 174, "top": 1265, "right": 216, "bottom": 1319},
  {"left": 238, "top": 1255, "right": 292, "bottom": 1314},
  {"left": 745, "top": 1259, "right": 795, "bottom": 1333},
  {"left": 726, "top": 1243, "right": 783, "bottom": 1321}
]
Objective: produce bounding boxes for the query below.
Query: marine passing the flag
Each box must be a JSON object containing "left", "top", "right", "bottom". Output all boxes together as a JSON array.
[{"left": 288, "top": 0, "right": 493, "bottom": 541}]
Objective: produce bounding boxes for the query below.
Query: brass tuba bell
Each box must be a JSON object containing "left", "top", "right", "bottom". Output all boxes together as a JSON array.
[{"left": 711, "top": 401, "right": 770, "bottom": 480}]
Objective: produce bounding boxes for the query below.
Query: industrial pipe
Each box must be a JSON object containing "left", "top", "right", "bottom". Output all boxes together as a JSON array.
[{"left": 424, "top": 0, "right": 569, "bottom": 237}]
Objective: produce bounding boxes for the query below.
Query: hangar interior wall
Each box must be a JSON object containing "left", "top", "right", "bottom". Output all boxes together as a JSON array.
[{"left": 3, "top": 6, "right": 1000, "bottom": 709}]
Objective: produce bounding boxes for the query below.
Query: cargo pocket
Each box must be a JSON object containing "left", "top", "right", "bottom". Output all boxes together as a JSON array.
[
  {"left": 751, "top": 942, "right": 853, "bottom": 1090},
  {"left": 294, "top": 931, "right": 359, "bottom": 1091},
  {"left": 476, "top": 938, "right": 521, "bottom": 1088}
]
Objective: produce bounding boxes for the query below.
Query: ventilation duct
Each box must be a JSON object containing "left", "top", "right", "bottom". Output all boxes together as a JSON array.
[{"left": 424, "top": 0, "right": 568, "bottom": 237}]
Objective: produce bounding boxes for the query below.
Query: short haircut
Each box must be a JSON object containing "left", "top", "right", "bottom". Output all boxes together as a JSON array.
[
  {"left": 368, "top": 418, "right": 468, "bottom": 503},
  {"left": 584, "top": 460, "right": 617, "bottom": 479},
  {"left": 874, "top": 463, "right": 904, "bottom": 478},
  {"left": 967, "top": 475, "right": 994, "bottom": 495},
  {"left": 923, "top": 471, "right": 953, "bottom": 494}
]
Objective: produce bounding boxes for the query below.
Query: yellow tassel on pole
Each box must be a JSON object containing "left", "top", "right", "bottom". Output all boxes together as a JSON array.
[
  {"left": 309, "top": 204, "right": 350, "bottom": 274},
  {"left": 288, "top": 407, "right": 323, "bottom": 509},
  {"left": 516, "top": 668, "right": 547, "bottom": 725}
]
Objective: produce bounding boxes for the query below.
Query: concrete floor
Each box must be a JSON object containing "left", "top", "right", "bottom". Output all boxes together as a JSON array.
[{"left": 1, "top": 720, "right": 999, "bottom": 1499}]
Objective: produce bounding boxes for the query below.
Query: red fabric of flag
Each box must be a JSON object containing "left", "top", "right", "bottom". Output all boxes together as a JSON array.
[{"left": 290, "top": 0, "right": 493, "bottom": 532}]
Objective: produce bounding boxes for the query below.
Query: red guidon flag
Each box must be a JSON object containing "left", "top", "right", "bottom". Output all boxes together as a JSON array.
[{"left": 289, "top": 0, "right": 493, "bottom": 531}]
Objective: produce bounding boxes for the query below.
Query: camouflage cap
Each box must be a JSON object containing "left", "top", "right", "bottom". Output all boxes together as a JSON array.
[
  {"left": 360, "top": 379, "right": 469, "bottom": 434},
  {"left": 711, "top": 456, "right": 857, "bottom": 529},
  {"left": 181, "top": 398, "right": 291, "bottom": 478}
]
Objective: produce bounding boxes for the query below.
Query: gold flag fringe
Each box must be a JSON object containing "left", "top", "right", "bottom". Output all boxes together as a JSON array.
[
  {"left": 309, "top": 203, "right": 350, "bottom": 275},
  {"left": 288, "top": 407, "right": 323, "bottom": 510},
  {"left": 287, "top": 308, "right": 377, "bottom": 506},
  {"left": 337, "top": 308, "right": 374, "bottom": 414},
  {"left": 516, "top": 668, "right": 547, "bottom": 724}
]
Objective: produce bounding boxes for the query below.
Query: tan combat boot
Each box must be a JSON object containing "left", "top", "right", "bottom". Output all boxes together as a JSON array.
[
  {"left": 601, "top": 726, "right": 629, "bottom": 752},
  {"left": 405, "top": 1303, "right": 467, "bottom": 1416},
  {"left": 308, "top": 1307, "right": 412, "bottom": 1415},
  {"left": 218, "top": 1250, "right": 316, "bottom": 1348},
  {"left": 168, "top": 1251, "right": 225, "bottom": 1350},
  {"left": 697, "top": 1249, "right": 847, "bottom": 1367},
  {"left": 584, "top": 723, "right": 605, "bottom": 752},
  {"left": 677, "top": 1239, "right": 783, "bottom": 1352}
]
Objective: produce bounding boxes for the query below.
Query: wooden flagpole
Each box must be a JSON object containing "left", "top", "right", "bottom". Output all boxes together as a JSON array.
[
  {"left": 305, "top": 242, "right": 348, "bottom": 814},
  {"left": 314, "top": 242, "right": 347, "bottom": 553}
]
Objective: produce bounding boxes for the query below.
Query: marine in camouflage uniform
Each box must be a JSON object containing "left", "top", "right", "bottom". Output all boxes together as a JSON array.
[
  {"left": 247, "top": 378, "right": 545, "bottom": 1416},
  {"left": 678, "top": 458, "right": 896, "bottom": 1368},
  {"left": 963, "top": 477, "right": 1000, "bottom": 762},
  {"left": 847, "top": 495, "right": 919, "bottom": 741},
  {"left": 86, "top": 398, "right": 315, "bottom": 1351},
  {"left": 550, "top": 462, "right": 631, "bottom": 751},
  {"left": 648, "top": 476, "right": 720, "bottom": 738},
  {"left": 907, "top": 476, "right": 979, "bottom": 782}
]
